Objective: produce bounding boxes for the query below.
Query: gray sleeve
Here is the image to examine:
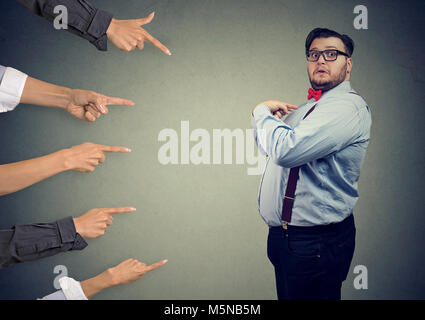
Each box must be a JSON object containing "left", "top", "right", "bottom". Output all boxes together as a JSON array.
[
  {"left": 0, "top": 216, "right": 88, "bottom": 269},
  {"left": 16, "top": 0, "right": 113, "bottom": 51}
]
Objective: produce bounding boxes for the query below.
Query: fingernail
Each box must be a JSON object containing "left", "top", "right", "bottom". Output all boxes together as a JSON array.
[
  {"left": 100, "top": 104, "right": 106, "bottom": 113},
  {"left": 130, "top": 207, "right": 136, "bottom": 211},
  {"left": 166, "top": 49, "right": 172, "bottom": 55},
  {"left": 125, "top": 148, "right": 132, "bottom": 152},
  {"left": 163, "top": 259, "right": 168, "bottom": 263}
]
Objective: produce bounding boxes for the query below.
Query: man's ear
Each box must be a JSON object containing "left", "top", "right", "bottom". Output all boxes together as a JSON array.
[{"left": 347, "top": 57, "right": 353, "bottom": 74}]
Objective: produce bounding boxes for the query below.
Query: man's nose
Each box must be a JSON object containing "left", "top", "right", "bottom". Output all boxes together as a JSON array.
[{"left": 317, "top": 53, "right": 326, "bottom": 64}]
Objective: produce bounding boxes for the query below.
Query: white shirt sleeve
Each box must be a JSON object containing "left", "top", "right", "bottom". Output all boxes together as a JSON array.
[
  {"left": 59, "top": 276, "right": 88, "bottom": 300},
  {"left": 0, "top": 66, "right": 6, "bottom": 81},
  {"left": 0, "top": 66, "right": 28, "bottom": 113},
  {"left": 38, "top": 277, "right": 88, "bottom": 300},
  {"left": 39, "top": 290, "right": 67, "bottom": 300}
]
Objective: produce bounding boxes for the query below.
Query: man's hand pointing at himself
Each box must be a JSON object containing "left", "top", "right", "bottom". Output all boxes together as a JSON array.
[{"left": 254, "top": 100, "right": 299, "bottom": 119}]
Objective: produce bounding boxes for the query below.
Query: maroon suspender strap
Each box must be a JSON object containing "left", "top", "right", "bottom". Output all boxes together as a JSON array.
[
  {"left": 301, "top": 103, "right": 317, "bottom": 119},
  {"left": 281, "top": 104, "right": 317, "bottom": 225}
]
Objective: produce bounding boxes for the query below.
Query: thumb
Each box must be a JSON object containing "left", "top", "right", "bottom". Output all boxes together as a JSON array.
[{"left": 137, "top": 12, "right": 155, "bottom": 26}]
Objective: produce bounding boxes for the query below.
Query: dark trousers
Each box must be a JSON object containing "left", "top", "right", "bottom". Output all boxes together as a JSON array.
[{"left": 267, "top": 214, "right": 356, "bottom": 300}]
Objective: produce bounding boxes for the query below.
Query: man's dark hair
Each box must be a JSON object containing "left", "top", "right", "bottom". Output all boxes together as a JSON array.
[{"left": 305, "top": 28, "right": 354, "bottom": 57}]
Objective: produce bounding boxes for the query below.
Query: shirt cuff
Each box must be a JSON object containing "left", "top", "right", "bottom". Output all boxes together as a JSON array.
[
  {"left": 59, "top": 277, "right": 88, "bottom": 300},
  {"left": 252, "top": 104, "right": 271, "bottom": 119},
  {"left": 0, "top": 67, "right": 28, "bottom": 113},
  {"left": 56, "top": 217, "right": 88, "bottom": 250}
]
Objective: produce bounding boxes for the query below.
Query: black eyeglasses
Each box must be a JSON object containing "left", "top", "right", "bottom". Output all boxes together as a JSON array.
[{"left": 306, "top": 49, "right": 349, "bottom": 62}]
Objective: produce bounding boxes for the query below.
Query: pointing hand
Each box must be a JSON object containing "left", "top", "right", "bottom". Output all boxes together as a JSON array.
[
  {"left": 62, "top": 142, "right": 131, "bottom": 172},
  {"left": 73, "top": 207, "right": 136, "bottom": 238},
  {"left": 66, "top": 89, "right": 134, "bottom": 122},
  {"left": 106, "top": 12, "right": 171, "bottom": 55},
  {"left": 254, "top": 100, "right": 298, "bottom": 118}
]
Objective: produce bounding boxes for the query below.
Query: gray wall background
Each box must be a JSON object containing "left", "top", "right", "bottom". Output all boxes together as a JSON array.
[{"left": 0, "top": 0, "right": 424, "bottom": 299}]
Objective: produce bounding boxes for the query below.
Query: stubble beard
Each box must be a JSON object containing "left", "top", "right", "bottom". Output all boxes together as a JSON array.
[{"left": 309, "top": 62, "right": 348, "bottom": 92}]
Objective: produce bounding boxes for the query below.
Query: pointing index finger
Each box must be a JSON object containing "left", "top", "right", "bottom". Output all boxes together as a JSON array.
[
  {"left": 275, "top": 102, "right": 298, "bottom": 113},
  {"left": 142, "top": 30, "right": 171, "bottom": 55},
  {"left": 105, "top": 96, "right": 135, "bottom": 106},
  {"left": 103, "top": 207, "right": 137, "bottom": 215},
  {"left": 286, "top": 103, "right": 299, "bottom": 110},
  {"left": 146, "top": 259, "right": 168, "bottom": 272},
  {"left": 99, "top": 145, "right": 131, "bottom": 153}
]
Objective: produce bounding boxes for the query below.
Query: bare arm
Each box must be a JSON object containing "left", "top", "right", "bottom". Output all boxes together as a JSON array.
[
  {"left": 0, "top": 143, "right": 130, "bottom": 196},
  {"left": 20, "top": 76, "right": 72, "bottom": 110},
  {"left": 81, "top": 258, "right": 168, "bottom": 299},
  {"left": 0, "top": 149, "right": 67, "bottom": 196},
  {"left": 80, "top": 269, "right": 115, "bottom": 299},
  {"left": 20, "top": 76, "right": 134, "bottom": 122}
]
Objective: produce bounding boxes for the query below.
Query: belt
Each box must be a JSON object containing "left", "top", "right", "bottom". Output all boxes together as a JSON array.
[{"left": 271, "top": 213, "right": 354, "bottom": 235}]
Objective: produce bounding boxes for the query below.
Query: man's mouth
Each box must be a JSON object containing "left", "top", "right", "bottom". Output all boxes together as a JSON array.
[{"left": 315, "top": 70, "right": 328, "bottom": 74}]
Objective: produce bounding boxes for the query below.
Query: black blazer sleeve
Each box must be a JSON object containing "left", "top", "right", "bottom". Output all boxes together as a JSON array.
[
  {"left": 0, "top": 216, "right": 88, "bottom": 269},
  {"left": 16, "top": 0, "right": 113, "bottom": 51}
]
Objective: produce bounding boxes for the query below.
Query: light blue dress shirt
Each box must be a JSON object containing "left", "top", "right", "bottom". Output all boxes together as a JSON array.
[{"left": 251, "top": 81, "right": 372, "bottom": 227}]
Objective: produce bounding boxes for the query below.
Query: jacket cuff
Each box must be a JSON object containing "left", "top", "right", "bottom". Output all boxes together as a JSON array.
[
  {"left": 87, "top": 9, "right": 113, "bottom": 51},
  {"left": 56, "top": 217, "right": 88, "bottom": 250}
]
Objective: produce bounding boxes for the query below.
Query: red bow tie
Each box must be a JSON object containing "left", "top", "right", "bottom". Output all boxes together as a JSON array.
[{"left": 308, "top": 88, "right": 322, "bottom": 101}]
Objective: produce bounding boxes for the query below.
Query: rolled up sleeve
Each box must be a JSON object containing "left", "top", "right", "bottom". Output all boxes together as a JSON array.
[
  {"left": 252, "top": 98, "right": 363, "bottom": 168},
  {"left": 39, "top": 277, "right": 88, "bottom": 300},
  {"left": 0, "top": 66, "right": 28, "bottom": 113}
]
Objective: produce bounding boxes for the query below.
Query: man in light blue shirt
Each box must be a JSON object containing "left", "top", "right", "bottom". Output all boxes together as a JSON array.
[{"left": 251, "top": 28, "right": 371, "bottom": 300}]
